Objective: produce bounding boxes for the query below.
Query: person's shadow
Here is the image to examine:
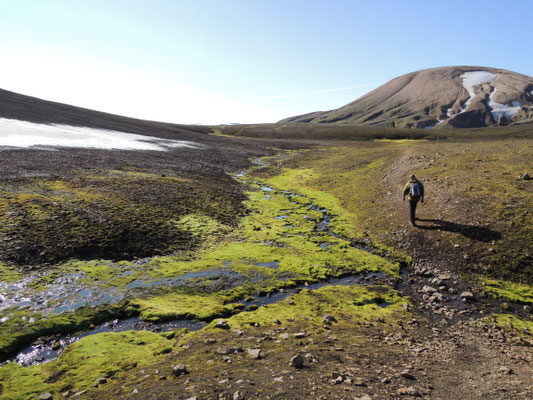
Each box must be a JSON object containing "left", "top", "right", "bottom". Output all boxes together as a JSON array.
[{"left": 415, "top": 218, "right": 501, "bottom": 242}]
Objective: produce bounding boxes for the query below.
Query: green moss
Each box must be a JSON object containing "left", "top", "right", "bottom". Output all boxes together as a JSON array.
[
  {"left": 481, "top": 278, "right": 533, "bottom": 304},
  {"left": 0, "top": 304, "right": 132, "bottom": 358},
  {"left": 172, "top": 214, "right": 232, "bottom": 240},
  {"left": 486, "top": 313, "right": 533, "bottom": 336},
  {"left": 131, "top": 292, "right": 231, "bottom": 322},
  {"left": 0, "top": 330, "right": 173, "bottom": 400},
  {"left": 207, "top": 284, "right": 409, "bottom": 331},
  {"left": 0, "top": 262, "right": 21, "bottom": 282}
]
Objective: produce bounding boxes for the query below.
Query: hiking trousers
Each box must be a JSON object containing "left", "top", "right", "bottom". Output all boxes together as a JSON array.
[{"left": 409, "top": 198, "right": 420, "bottom": 224}]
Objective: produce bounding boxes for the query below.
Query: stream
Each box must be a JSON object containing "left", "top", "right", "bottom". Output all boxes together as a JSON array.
[{"left": 0, "top": 157, "right": 422, "bottom": 367}]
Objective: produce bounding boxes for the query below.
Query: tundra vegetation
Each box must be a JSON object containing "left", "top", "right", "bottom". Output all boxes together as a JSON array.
[{"left": 0, "top": 124, "right": 532, "bottom": 399}]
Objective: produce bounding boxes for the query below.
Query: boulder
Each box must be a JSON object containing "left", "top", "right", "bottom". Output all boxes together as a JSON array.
[
  {"left": 171, "top": 363, "right": 189, "bottom": 376},
  {"left": 247, "top": 348, "right": 264, "bottom": 360},
  {"left": 290, "top": 354, "right": 304, "bottom": 368},
  {"left": 215, "top": 319, "right": 229, "bottom": 329},
  {"left": 460, "top": 291, "right": 474, "bottom": 301},
  {"left": 422, "top": 285, "right": 437, "bottom": 294}
]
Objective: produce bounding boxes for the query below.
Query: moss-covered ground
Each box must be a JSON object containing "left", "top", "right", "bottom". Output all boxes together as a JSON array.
[
  {"left": 0, "top": 283, "right": 411, "bottom": 399},
  {"left": 0, "top": 158, "right": 408, "bottom": 398},
  {"left": 0, "top": 169, "right": 245, "bottom": 265},
  {"left": 252, "top": 139, "right": 533, "bottom": 285},
  {"left": 1, "top": 133, "right": 532, "bottom": 399}
]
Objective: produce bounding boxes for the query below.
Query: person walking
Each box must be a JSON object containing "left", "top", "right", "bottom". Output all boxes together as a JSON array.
[{"left": 403, "top": 174, "right": 424, "bottom": 226}]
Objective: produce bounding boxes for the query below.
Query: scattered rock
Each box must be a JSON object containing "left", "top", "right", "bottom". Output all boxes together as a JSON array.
[
  {"left": 38, "top": 393, "right": 54, "bottom": 400},
  {"left": 247, "top": 348, "right": 264, "bottom": 360},
  {"left": 353, "top": 378, "right": 368, "bottom": 387},
  {"left": 397, "top": 386, "right": 419, "bottom": 396},
  {"left": 400, "top": 370, "right": 416, "bottom": 380},
  {"left": 322, "top": 314, "right": 337, "bottom": 324},
  {"left": 460, "top": 291, "right": 474, "bottom": 301},
  {"left": 171, "top": 363, "right": 189, "bottom": 376},
  {"left": 233, "top": 391, "right": 245, "bottom": 400},
  {"left": 499, "top": 365, "right": 514, "bottom": 375},
  {"left": 95, "top": 377, "right": 107, "bottom": 385},
  {"left": 215, "top": 319, "right": 229, "bottom": 329},
  {"left": 519, "top": 173, "right": 531, "bottom": 180},
  {"left": 290, "top": 354, "right": 304, "bottom": 368},
  {"left": 422, "top": 285, "right": 437, "bottom": 294},
  {"left": 294, "top": 331, "right": 307, "bottom": 339}
]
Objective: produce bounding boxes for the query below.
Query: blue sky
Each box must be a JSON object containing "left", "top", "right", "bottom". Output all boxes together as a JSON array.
[{"left": 0, "top": 0, "right": 531, "bottom": 124}]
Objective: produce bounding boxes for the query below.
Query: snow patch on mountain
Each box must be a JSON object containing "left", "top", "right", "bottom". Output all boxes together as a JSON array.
[
  {"left": 488, "top": 91, "right": 522, "bottom": 121},
  {"left": 446, "top": 71, "right": 497, "bottom": 117},
  {"left": 0, "top": 118, "right": 202, "bottom": 151}
]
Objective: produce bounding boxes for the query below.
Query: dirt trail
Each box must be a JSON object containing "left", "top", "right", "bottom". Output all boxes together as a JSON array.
[{"left": 380, "top": 146, "right": 533, "bottom": 399}]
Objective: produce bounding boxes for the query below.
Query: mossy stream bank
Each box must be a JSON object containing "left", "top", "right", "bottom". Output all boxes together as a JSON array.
[{"left": 0, "top": 158, "right": 415, "bottom": 399}]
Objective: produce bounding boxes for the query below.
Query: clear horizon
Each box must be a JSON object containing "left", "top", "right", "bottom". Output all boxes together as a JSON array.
[{"left": 0, "top": 0, "right": 532, "bottom": 125}]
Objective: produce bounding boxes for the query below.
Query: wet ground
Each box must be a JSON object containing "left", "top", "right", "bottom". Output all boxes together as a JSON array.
[{"left": 0, "top": 158, "right": 466, "bottom": 368}]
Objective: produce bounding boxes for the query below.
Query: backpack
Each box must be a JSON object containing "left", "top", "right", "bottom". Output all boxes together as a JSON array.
[{"left": 410, "top": 182, "right": 421, "bottom": 198}]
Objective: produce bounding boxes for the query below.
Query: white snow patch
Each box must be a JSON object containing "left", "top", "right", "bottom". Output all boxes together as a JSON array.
[
  {"left": 487, "top": 90, "right": 522, "bottom": 121},
  {"left": 460, "top": 71, "right": 496, "bottom": 108},
  {"left": 0, "top": 118, "right": 202, "bottom": 151},
  {"left": 445, "top": 71, "right": 497, "bottom": 117}
]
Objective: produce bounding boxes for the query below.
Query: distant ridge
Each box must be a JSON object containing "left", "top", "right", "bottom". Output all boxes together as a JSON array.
[{"left": 281, "top": 66, "right": 533, "bottom": 129}]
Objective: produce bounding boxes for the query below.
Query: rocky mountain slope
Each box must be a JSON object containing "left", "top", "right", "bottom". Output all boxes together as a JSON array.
[{"left": 281, "top": 66, "right": 533, "bottom": 129}]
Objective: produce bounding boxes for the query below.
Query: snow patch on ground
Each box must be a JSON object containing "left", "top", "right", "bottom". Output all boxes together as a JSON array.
[
  {"left": 0, "top": 118, "right": 202, "bottom": 151},
  {"left": 488, "top": 91, "right": 522, "bottom": 121}
]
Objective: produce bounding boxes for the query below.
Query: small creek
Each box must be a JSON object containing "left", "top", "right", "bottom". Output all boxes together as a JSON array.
[{"left": 2, "top": 157, "right": 411, "bottom": 366}]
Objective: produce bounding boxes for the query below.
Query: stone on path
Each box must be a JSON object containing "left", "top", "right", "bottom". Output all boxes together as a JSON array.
[
  {"left": 397, "top": 386, "right": 419, "bottom": 396},
  {"left": 499, "top": 365, "right": 514, "bottom": 375},
  {"left": 290, "top": 354, "right": 304, "bottom": 368}
]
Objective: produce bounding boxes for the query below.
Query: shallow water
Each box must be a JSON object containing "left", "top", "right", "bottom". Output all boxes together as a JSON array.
[{"left": 3, "top": 157, "right": 403, "bottom": 366}]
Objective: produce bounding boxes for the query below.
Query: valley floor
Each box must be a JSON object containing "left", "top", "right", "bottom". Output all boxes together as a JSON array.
[{"left": 0, "top": 136, "right": 532, "bottom": 400}]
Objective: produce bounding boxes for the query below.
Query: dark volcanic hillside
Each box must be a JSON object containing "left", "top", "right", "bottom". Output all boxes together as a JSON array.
[
  {"left": 282, "top": 66, "right": 533, "bottom": 129},
  {"left": 0, "top": 88, "right": 210, "bottom": 141}
]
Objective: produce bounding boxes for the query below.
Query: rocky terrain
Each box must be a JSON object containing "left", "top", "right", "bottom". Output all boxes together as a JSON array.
[{"left": 281, "top": 66, "right": 533, "bottom": 129}]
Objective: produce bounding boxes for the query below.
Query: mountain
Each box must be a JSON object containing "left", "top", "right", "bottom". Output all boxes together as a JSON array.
[{"left": 281, "top": 66, "right": 533, "bottom": 129}]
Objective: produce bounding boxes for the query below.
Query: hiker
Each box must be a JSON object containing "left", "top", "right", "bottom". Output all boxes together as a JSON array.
[{"left": 402, "top": 174, "right": 424, "bottom": 226}]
